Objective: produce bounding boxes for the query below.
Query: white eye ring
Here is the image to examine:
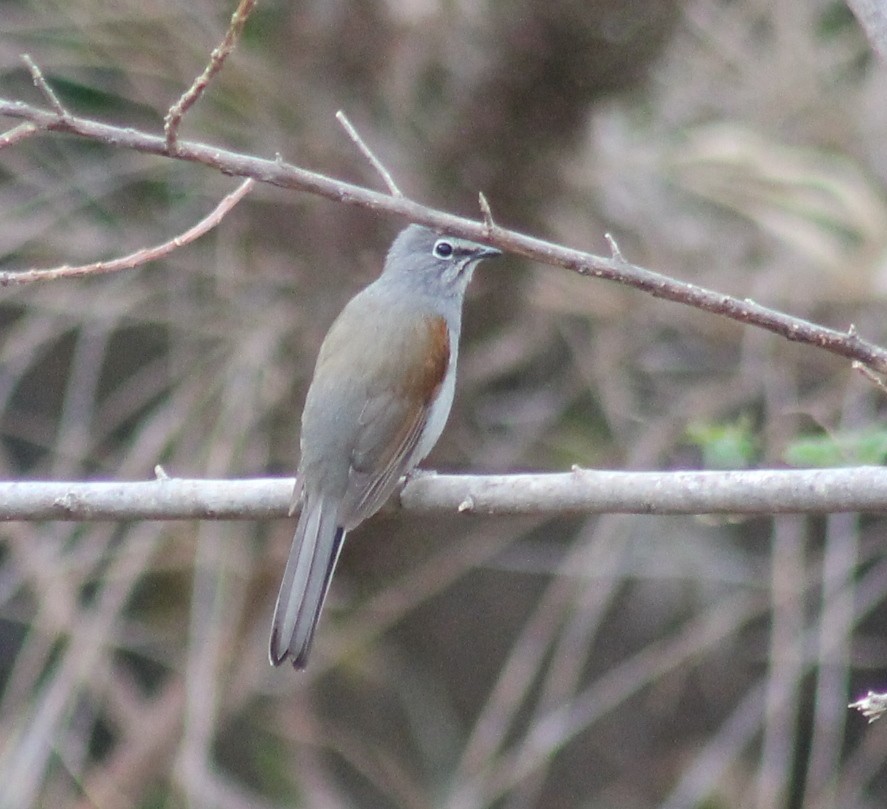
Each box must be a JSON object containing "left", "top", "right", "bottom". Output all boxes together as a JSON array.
[{"left": 433, "top": 239, "right": 454, "bottom": 259}]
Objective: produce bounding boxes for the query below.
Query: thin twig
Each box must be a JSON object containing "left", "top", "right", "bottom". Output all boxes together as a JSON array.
[
  {"left": 0, "top": 122, "right": 38, "bottom": 150},
  {"left": 604, "top": 232, "right": 624, "bottom": 262},
  {"left": 0, "top": 179, "right": 254, "bottom": 286},
  {"left": 849, "top": 691, "right": 887, "bottom": 722},
  {"left": 21, "top": 54, "right": 68, "bottom": 117},
  {"left": 336, "top": 109, "right": 402, "bottom": 196},
  {"left": 852, "top": 360, "right": 887, "bottom": 392},
  {"left": 4, "top": 96, "right": 887, "bottom": 374},
  {"left": 478, "top": 192, "right": 495, "bottom": 232},
  {"left": 164, "top": 0, "right": 257, "bottom": 149}
]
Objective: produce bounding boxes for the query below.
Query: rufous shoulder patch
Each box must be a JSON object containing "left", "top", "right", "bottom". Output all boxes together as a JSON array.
[{"left": 404, "top": 315, "right": 450, "bottom": 405}]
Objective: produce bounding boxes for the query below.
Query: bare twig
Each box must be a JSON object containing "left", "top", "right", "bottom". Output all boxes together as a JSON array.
[
  {"left": 849, "top": 691, "right": 887, "bottom": 722},
  {"left": 335, "top": 109, "right": 402, "bottom": 196},
  {"left": 604, "top": 232, "right": 624, "bottom": 262},
  {"left": 164, "top": 0, "right": 258, "bottom": 149},
  {"left": 21, "top": 54, "right": 68, "bottom": 117},
  {"left": 852, "top": 360, "right": 887, "bottom": 392},
  {"left": 0, "top": 179, "right": 254, "bottom": 286},
  {"left": 0, "top": 122, "right": 38, "bottom": 150},
  {"left": 478, "top": 192, "right": 495, "bottom": 232},
  {"left": 3, "top": 97, "right": 887, "bottom": 374},
  {"left": 0, "top": 468, "right": 887, "bottom": 521}
]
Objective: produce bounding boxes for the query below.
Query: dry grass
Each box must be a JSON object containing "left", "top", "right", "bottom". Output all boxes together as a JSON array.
[{"left": 1, "top": 0, "right": 886, "bottom": 807}]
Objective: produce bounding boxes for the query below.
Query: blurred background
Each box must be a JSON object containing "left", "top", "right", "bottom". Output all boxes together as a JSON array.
[{"left": 2, "top": 0, "right": 887, "bottom": 806}]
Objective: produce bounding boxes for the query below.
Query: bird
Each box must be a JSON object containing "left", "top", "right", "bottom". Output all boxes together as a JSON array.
[{"left": 269, "top": 223, "right": 502, "bottom": 669}]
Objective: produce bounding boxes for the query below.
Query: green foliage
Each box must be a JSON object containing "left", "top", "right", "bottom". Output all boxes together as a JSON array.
[
  {"left": 783, "top": 427, "right": 887, "bottom": 467},
  {"left": 685, "top": 417, "right": 759, "bottom": 469}
]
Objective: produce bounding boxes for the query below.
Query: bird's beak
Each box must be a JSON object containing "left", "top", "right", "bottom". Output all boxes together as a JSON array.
[{"left": 476, "top": 245, "right": 503, "bottom": 260}]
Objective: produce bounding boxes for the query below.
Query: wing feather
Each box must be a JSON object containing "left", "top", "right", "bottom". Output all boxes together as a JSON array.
[{"left": 341, "top": 314, "right": 450, "bottom": 526}]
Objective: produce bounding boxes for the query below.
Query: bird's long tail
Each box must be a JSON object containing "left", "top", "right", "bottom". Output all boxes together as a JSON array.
[{"left": 269, "top": 492, "right": 346, "bottom": 668}]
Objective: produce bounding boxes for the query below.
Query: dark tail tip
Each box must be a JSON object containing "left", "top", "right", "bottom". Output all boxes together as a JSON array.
[
  {"left": 269, "top": 629, "right": 287, "bottom": 667},
  {"left": 269, "top": 519, "right": 346, "bottom": 672},
  {"left": 268, "top": 632, "right": 311, "bottom": 670}
]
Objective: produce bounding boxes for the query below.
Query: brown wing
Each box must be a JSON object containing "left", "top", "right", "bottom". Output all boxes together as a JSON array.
[{"left": 341, "top": 314, "right": 450, "bottom": 525}]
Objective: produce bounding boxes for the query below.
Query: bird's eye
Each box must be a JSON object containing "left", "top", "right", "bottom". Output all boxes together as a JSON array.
[{"left": 433, "top": 239, "right": 454, "bottom": 259}]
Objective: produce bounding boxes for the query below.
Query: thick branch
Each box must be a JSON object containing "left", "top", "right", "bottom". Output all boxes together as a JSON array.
[
  {"left": 1, "top": 469, "right": 887, "bottom": 521},
  {"left": 2, "top": 98, "right": 887, "bottom": 373}
]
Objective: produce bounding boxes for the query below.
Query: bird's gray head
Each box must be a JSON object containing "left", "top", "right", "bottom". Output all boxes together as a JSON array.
[{"left": 382, "top": 224, "right": 502, "bottom": 299}]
